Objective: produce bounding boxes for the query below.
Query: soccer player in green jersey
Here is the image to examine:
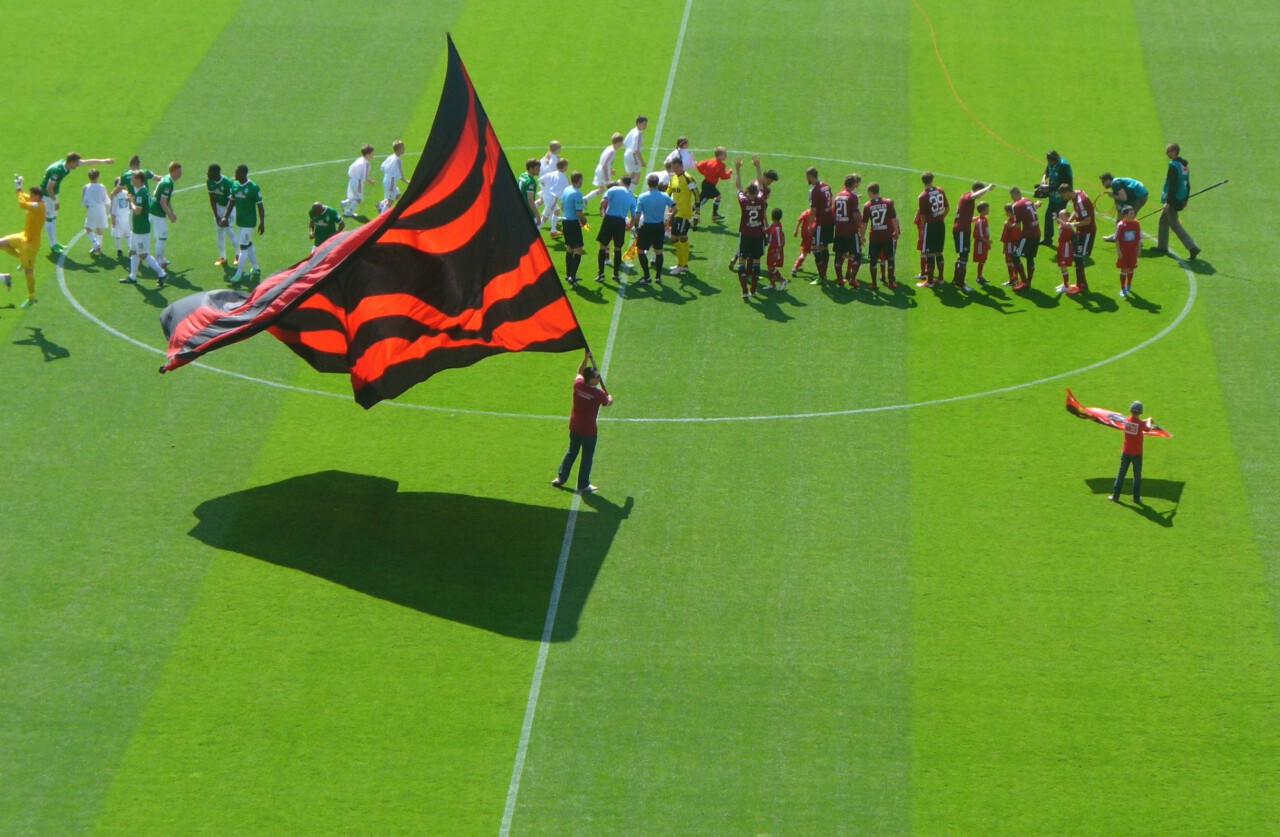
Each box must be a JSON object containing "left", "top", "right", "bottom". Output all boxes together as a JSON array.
[
  {"left": 518, "top": 158, "right": 540, "bottom": 218},
  {"left": 223, "top": 164, "right": 265, "bottom": 283},
  {"left": 206, "top": 163, "right": 237, "bottom": 266},
  {"left": 110, "top": 155, "right": 156, "bottom": 262},
  {"left": 41, "top": 151, "right": 114, "bottom": 253},
  {"left": 119, "top": 172, "right": 167, "bottom": 287},
  {"left": 148, "top": 162, "right": 182, "bottom": 268},
  {"left": 308, "top": 202, "right": 344, "bottom": 250}
]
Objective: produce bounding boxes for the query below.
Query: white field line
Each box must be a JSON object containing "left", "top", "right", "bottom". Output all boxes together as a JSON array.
[{"left": 496, "top": 2, "right": 693, "bottom": 835}]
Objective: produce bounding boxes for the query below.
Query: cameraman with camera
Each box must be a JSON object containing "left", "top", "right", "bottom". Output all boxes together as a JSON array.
[{"left": 1036, "top": 150, "right": 1073, "bottom": 247}]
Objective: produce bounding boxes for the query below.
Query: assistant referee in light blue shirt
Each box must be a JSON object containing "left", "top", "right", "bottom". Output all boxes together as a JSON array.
[{"left": 595, "top": 176, "right": 637, "bottom": 282}]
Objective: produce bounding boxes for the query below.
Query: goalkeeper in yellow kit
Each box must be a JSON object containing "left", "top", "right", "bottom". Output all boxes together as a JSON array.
[{"left": 0, "top": 175, "right": 48, "bottom": 308}]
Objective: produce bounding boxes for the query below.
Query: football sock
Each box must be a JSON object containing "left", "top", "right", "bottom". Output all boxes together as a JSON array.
[
  {"left": 849, "top": 256, "right": 862, "bottom": 282},
  {"left": 597, "top": 249, "right": 607, "bottom": 275},
  {"left": 45, "top": 219, "right": 57, "bottom": 244},
  {"left": 1074, "top": 262, "right": 1087, "bottom": 289},
  {"left": 155, "top": 237, "right": 167, "bottom": 261},
  {"left": 934, "top": 256, "right": 945, "bottom": 282},
  {"left": 919, "top": 254, "right": 927, "bottom": 276},
  {"left": 654, "top": 252, "right": 664, "bottom": 274},
  {"left": 887, "top": 260, "right": 896, "bottom": 284},
  {"left": 815, "top": 251, "right": 828, "bottom": 279},
  {"left": 638, "top": 252, "right": 650, "bottom": 277},
  {"left": 750, "top": 263, "right": 760, "bottom": 294},
  {"left": 145, "top": 254, "right": 164, "bottom": 277},
  {"left": 737, "top": 267, "right": 750, "bottom": 294},
  {"left": 25, "top": 272, "right": 35, "bottom": 298},
  {"left": 713, "top": 198, "right": 721, "bottom": 215},
  {"left": 612, "top": 247, "right": 622, "bottom": 276},
  {"left": 835, "top": 255, "right": 846, "bottom": 280},
  {"left": 953, "top": 262, "right": 966, "bottom": 285},
  {"left": 677, "top": 239, "right": 690, "bottom": 266},
  {"left": 248, "top": 243, "right": 260, "bottom": 269},
  {"left": 976, "top": 263, "right": 985, "bottom": 281},
  {"left": 129, "top": 254, "right": 139, "bottom": 278},
  {"left": 1024, "top": 257, "right": 1035, "bottom": 284},
  {"left": 565, "top": 252, "right": 575, "bottom": 278}
]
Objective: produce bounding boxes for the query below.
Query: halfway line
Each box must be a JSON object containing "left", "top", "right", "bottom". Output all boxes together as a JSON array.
[{"left": 497, "top": 1, "right": 693, "bottom": 833}]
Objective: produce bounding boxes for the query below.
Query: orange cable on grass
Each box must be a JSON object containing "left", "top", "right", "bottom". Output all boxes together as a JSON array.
[{"left": 912, "top": 0, "right": 1041, "bottom": 165}]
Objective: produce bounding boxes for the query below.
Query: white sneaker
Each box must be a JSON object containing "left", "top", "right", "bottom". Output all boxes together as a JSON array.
[
  {"left": 551, "top": 477, "right": 565, "bottom": 488},
  {"left": 1002, "top": 280, "right": 1014, "bottom": 286},
  {"left": 578, "top": 484, "right": 598, "bottom": 493},
  {"left": 1055, "top": 284, "right": 1068, "bottom": 294}
]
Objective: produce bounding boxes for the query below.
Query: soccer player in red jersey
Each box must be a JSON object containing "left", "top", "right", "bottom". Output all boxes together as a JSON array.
[
  {"left": 915, "top": 172, "right": 949, "bottom": 288},
  {"left": 1000, "top": 203, "right": 1026, "bottom": 287},
  {"left": 972, "top": 201, "right": 992, "bottom": 285},
  {"left": 861, "top": 182, "right": 900, "bottom": 290},
  {"left": 693, "top": 147, "right": 732, "bottom": 227},
  {"left": 952, "top": 180, "right": 995, "bottom": 290},
  {"left": 765, "top": 207, "right": 786, "bottom": 290},
  {"left": 1114, "top": 205, "right": 1142, "bottom": 297},
  {"left": 733, "top": 159, "right": 768, "bottom": 298},
  {"left": 729, "top": 156, "right": 778, "bottom": 273},
  {"left": 1008, "top": 186, "right": 1041, "bottom": 291},
  {"left": 805, "top": 167, "right": 836, "bottom": 285},
  {"left": 791, "top": 208, "right": 814, "bottom": 275},
  {"left": 832, "top": 173, "right": 863, "bottom": 288},
  {"left": 1061, "top": 183, "right": 1096, "bottom": 294},
  {"left": 1053, "top": 209, "right": 1076, "bottom": 293}
]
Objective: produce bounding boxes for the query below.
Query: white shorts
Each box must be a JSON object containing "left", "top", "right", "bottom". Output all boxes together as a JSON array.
[
  {"left": 216, "top": 206, "right": 237, "bottom": 229},
  {"left": 593, "top": 165, "right": 609, "bottom": 189},
  {"left": 234, "top": 227, "right": 255, "bottom": 247},
  {"left": 150, "top": 215, "right": 168, "bottom": 240},
  {"left": 112, "top": 210, "right": 132, "bottom": 237},
  {"left": 129, "top": 231, "right": 150, "bottom": 254},
  {"left": 347, "top": 176, "right": 364, "bottom": 203},
  {"left": 382, "top": 177, "right": 401, "bottom": 203},
  {"left": 624, "top": 151, "right": 643, "bottom": 173},
  {"left": 43, "top": 195, "right": 58, "bottom": 221},
  {"left": 84, "top": 206, "right": 108, "bottom": 229}
]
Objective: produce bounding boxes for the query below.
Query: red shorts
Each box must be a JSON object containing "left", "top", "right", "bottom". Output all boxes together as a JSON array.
[
  {"left": 767, "top": 248, "right": 784, "bottom": 268},
  {"left": 1057, "top": 246, "right": 1074, "bottom": 268},
  {"left": 972, "top": 240, "right": 990, "bottom": 264},
  {"left": 1116, "top": 250, "right": 1139, "bottom": 269}
]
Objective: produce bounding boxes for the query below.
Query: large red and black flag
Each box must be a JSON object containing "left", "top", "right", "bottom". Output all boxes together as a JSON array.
[
  {"left": 160, "top": 35, "right": 587, "bottom": 408},
  {"left": 1065, "top": 389, "right": 1172, "bottom": 437}
]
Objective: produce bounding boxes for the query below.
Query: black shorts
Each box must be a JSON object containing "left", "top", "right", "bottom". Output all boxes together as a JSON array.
[
  {"left": 1073, "top": 230, "right": 1095, "bottom": 258},
  {"left": 868, "top": 238, "right": 896, "bottom": 263},
  {"left": 597, "top": 215, "right": 627, "bottom": 247},
  {"left": 670, "top": 216, "right": 691, "bottom": 237},
  {"left": 738, "top": 234, "right": 765, "bottom": 260},
  {"left": 562, "top": 220, "right": 583, "bottom": 249},
  {"left": 698, "top": 181, "right": 720, "bottom": 202},
  {"left": 812, "top": 223, "right": 835, "bottom": 249},
  {"left": 833, "top": 234, "right": 861, "bottom": 256},
  {"left": 922, "top": 221, "right": 945, "bottom": 254},
  {"left": 1015, "top": 237, "right": 1040, "bottom": 259},
  {"left": 637, "top": 222, "right": 665, "bottom": 251},
  {"left": 952, "top": 227, "right": 970, "bottom": 256}
]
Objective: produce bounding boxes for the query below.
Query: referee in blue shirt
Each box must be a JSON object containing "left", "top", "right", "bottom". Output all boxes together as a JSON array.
[
  {"left": 633, "top": 174, "right": 675, "bottom": 284},
  {"left": 595, "top": 177, "right": 637, "bottom": 283}
]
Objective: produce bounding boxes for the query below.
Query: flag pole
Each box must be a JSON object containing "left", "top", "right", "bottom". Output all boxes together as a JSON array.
[{"left": 1138, "top": 179, "right": 1228, "bottom": 221}]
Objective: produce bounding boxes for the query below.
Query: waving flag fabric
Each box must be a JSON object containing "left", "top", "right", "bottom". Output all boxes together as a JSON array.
[
  {"left": 160, "top": 35, "right": 586, "bottom": 408},
  {"left": 1065, "top": 389, "right": 1172, "bottom": 437}
]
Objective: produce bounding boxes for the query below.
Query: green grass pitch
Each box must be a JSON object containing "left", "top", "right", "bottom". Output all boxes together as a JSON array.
[{"left": 2, "top": 0, "right": 1277, "bottom": 833}]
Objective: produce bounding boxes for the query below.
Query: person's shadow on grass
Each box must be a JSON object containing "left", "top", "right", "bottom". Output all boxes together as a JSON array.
[
  {"left": 1085, "top": 477, "right": 1184, "bottom": 527},
  {"left": 12, "top": 327, "right": 70, "bottom": 361},
  {"left": 189, "top": 470, "right": 633, "bottom": 641}
]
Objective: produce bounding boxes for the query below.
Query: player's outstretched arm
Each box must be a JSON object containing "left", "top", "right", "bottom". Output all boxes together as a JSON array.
[{"left": 81, "top": 157, "right": 114, "bottom": 166}]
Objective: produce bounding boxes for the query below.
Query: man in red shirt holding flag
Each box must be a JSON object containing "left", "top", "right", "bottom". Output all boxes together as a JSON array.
[
  {"left": 553, "top": 352, "right": 613, "bottom": 493},
  {"left": 1109, "top": 400, "right": 1159, "bottom": 504}
]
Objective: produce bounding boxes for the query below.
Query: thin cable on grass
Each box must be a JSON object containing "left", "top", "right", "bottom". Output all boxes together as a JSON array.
[{"left": 912, "top": 0, "right": 1041, "bottom": 164}]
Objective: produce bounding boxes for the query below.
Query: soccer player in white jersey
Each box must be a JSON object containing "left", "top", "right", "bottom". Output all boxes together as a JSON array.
[
  {"left": 539, "top": 140, "right": 562, "bottom": 175},
  {"left": 340, "top": 144, "right": 375, "bottom": 217},
  {"left": 539, "top": 157, "right": 571, "bottom": 236},
  {"left": 584, "top": 132, "right": 624, "bottom": 209},
  {"left": 80, "top": 169, "right": 110, "bottom": 257},
  {"left": 664, "top": 136, "right": 698, "bottom": 176},
  {"left": 109, "top": 174, "right": 133, "bottom": 259},
  {"left": 623, "top": 115, "right": 648, "bottom": 194},
  {"left": 377, "top": 140, "right": 408, "bottom": 213}
]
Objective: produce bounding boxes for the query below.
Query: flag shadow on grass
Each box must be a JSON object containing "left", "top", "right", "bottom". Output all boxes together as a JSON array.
[
  {"left": 189, "top": 470, "right": 632, "bottom": 641},
  {"left": 1085, "top": 477, "right": 1185, "bottom": 527}
]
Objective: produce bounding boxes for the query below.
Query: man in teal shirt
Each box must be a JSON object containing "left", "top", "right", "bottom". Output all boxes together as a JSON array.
[{"left": 1100, "top": 172, "right": 1148, "bottom": 240}]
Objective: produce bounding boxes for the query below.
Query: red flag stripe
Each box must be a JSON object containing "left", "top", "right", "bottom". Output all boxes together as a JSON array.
[
  {"left": 378, "top": 127, "right": 499, "bottom": 255},
  {"left": 398, "top": 84, "right": 480, "bottom": 217},
  {"left": 349, "top": 296, "right": 581, "bottom": 389}
]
